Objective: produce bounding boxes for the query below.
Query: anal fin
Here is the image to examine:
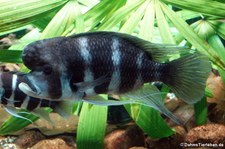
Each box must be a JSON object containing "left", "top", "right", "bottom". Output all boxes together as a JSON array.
[{"left": 122, "top": 84, "right": 183, "bottom": 124}]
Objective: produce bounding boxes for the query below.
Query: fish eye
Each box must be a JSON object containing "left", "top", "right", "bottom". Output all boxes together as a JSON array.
[{"left": 43, "top": 65, "right": 52, "bottom": 75}]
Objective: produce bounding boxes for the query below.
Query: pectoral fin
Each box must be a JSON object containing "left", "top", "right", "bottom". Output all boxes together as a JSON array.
[{"left": 74, "top": 74, "right": 109, "bottom": 92}]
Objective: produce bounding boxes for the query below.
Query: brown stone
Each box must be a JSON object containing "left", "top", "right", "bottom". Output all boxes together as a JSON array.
[
  {"left": 31, "top": 138, "right": 74, "bottom": 149},
  {"left": 185, "top": 124, "right": 225, "bottom": 144},
  {"left": 129, "top": 147, "right": 147, "bottom": 149},
  {"left": 104, "top": 125, "right": 145, "bottom": 149},
  {"left": 146, "top": 125, "right": 187, "bottom": 149},
  {"left": 15, "top": 130, "right": 46, "bottom": 149}
]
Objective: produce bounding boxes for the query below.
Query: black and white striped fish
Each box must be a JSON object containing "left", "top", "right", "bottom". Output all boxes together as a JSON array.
[
  {"left": 19, "top": 31, "right": 211, "bottom": 105},
  {"left": 0, "top": 72, "right": 73, "bottom": 122}
]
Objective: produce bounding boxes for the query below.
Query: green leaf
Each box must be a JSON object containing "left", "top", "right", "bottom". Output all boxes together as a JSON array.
[
  {"left": 161, "top": 0, "right": 225, "bottom": 18},
  {"left": 124, "top": 104, "right": 175, "bottom": 138},
  {"left": 119, "top": 1, "right": 149, "bottom": 33},
  {"left": 161, "top": 3, "right": 225, "bottom": 69},
  {"left": 194, "top": 96, "right": 207, "bottom": 125},
  {"left": 83, "top": 0, "right": 126, "bottom": 31},
  {"left": 0, "top": 110, "right": 39, "bottom": 135},
  {"left": 208, "top": 35, "right": 225, "bottom": 84},
  {"left": 176, "top": 10, "right": 200, "bottom": 21},
  {"left": 40, "top": 0, "right": 81, "bottom": 38},
  {"left": 9, "top": 28, "right": 40, "bottom": 51},
  {"left": 209, "top": 20, "right": 225, "bottom": 40},
  {"left": 0, "top": 0, "right": 68, "bottom": 34},
  {"left": 77, "top": 96, "right": 108, "bottom": 149},
  {"left": 156, "top": 1, "right": 175, "bottom": 44},
  {"left": 139, "top": 0, "right": 155, "bottom": 41},
  {"left": 0, "top": 50, "right": 22, "bottom": 63},
  {"left": 98, "top": 0, "right": 145, "bottom": 30}
]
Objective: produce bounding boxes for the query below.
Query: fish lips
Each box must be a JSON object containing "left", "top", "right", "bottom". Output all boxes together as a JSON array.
[{"left": 19, "top": 74, "right": 42, "bottom": 98}]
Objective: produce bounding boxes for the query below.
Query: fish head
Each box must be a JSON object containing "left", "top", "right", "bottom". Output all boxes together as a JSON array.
[
  {"left": 20, "top": 38, "right": 73, "bottom": 100},
  {"left": 19, "top": 69, "right": 73, "bottom": 100}
]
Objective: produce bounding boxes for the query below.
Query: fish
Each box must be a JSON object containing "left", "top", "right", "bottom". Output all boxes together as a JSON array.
[
  {"left": 19, "top": 31, "right": 211, "bottom": 105},
  {"left": 0, "top": 72, "right": 181, "bottom": 124},
  {"left": 0, "top": 71, "right": 74, "bottom": 123}
]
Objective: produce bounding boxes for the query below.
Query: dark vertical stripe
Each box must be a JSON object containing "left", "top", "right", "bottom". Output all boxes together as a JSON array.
[
  {"left": 14, "top": 75, "right": 27, "bottom": 107},
  {"left": 40, "top": 99, "right": 51, "bottom": 107},
  {"left": 48, "top": 101, "right": 60, "bottom": 110},
  {"left": 27, "top": 97, "right": 40, "bottom": 111},
  {"left": 119, "top": 43, "right": 140, "bottom": 93},
  {"left": 1, "top": 73, "right": 13, "bottom": 105},
  {"left": 88, "top": 36, "right": 114, "bottom": 94},
  {"left": 70, "top": 39, "right": 86, "bottom": 90}
]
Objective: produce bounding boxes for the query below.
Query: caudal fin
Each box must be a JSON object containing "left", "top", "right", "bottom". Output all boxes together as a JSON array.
[{"left": 164, "top": 52, "right": 211, "bottom": 104}]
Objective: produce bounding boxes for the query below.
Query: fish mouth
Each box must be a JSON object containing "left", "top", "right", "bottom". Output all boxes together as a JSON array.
[{"left": 19, "top": 75, "right": 41, "bottom": 97}]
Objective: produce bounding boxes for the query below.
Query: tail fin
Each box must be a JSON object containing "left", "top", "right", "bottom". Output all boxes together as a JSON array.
[{"left": 164, "top": 52, "right": 211, "bottom": 104}]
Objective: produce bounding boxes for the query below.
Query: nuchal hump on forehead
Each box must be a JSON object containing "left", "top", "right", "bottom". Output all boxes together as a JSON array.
[{"left": 20, "top": 31, "right": 211, "bottom": 104}]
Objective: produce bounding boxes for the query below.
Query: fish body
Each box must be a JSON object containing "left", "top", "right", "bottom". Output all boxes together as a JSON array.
[
  {"left": 0, "top": 72, "right": 73, "bottom": 121},
  {"left": 20, "top": 31, "right": 211, "bottom": 104}
]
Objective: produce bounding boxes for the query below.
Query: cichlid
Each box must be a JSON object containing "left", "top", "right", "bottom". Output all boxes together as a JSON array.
[
  {"left": 0, "top": 72, "right": 74, "bottom": 122},
  {"left": 19, "top": 31, "right": 211, "bottom": 105},
  {"left": 0, "top": 72, "right": 181, "bottom": 124}
]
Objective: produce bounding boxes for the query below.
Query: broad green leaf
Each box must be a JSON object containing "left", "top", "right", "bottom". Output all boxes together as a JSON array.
[
  {"left": 124, "top": 104, "right": 175, "bottom": 138},
  {"left": 63, "top": 1, "right": 85, "bottom": 36},
  {"left": 208, "top": 35, "right": 225, "bottom": 62},
  {"left": 0, "top": 25, "right": 29, "bottom": 37},
  {"left": 208, "top": 20, "right": 225, "bottom": 40},
  {"left": 78, "top": 0, "right": 99, "bottom": 8},
  {"left": 0, "top": 110, "right": 39, "bottom": 135},
  {"left": 32, "top": 9, "right": 62, "bottom": 31},
  {"left": 84, "top": 0, "right": 126, "bottom": 31},
  {"left": 176, "top": 10, "right": 200, "bottom": 21},
  {"left": 98, "top": 0, "right": 145, "bottom": 30},
  {"left": 40, "top": 0, "right": 80, "bottom": 38},
  {"left": 0, "top": 50, "right": 22, "bottom": 63},
  {"left": 161, "top": 3, "right": 225, "bottom": 69},
  {"left": 161, "top": 0, "right": 225, "bottom": 18},
  {"left": 139, "top": 0, "right": 155, "bottom": 41},
  {"left": 156, "top": 1, "right": 175, "bottom": 44},
  {"left": 77, "top": 96, "right": 107, "bottom": 149},
  {"left": 193, "top": 20, "right": 215, "bottom": 41},
  {"left": 119, "top": 1, "right": 149, "bottom": 33},
  {"left": 9, "top": 28, "right": 40, "bottom": 51},
  {"left": 208, "top": 35, "right": 225, "bottom": 84},
  {"left": 194, "top": 97, "right": 207, "bottom": 125},
  {"left": 0, "top": 0, "right": 68, "bottom": 34}
]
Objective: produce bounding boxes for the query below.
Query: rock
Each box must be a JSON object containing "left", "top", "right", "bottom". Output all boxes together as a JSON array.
[
  {"left": 146, "top": 125, "right": 187, "bottom": 149},
  {"left": 27, "top": 113, "right": 79, "bottom": 135},
  {"left": 0, "top": 136, "right": 17, "bottom": 149},
  {"left": 104, "top": 125, "right": 145, "bottom": 149},
  {"left": 185, "top": 124, "right": 225, "bottom": 144},
  {"left": 129, "top": 147, "right": 147, "bottom": 149},
  {"left": 207, "top": 73, "right": 225, "bottom": 102},
  {"left": 15, "top": 130, "right": 46, "bottom": 149},
  {"left": 166, "top": 104, "right": 195, "bottom": 130},
  {"left": 31, "top": 138, "right": 74, "bottom": 149},
  {"left": 53, "top": 135, "right": 76, "bottom": 148},
  {"left": 208, "top": 104, "right": 225, "bottom": 125}
]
